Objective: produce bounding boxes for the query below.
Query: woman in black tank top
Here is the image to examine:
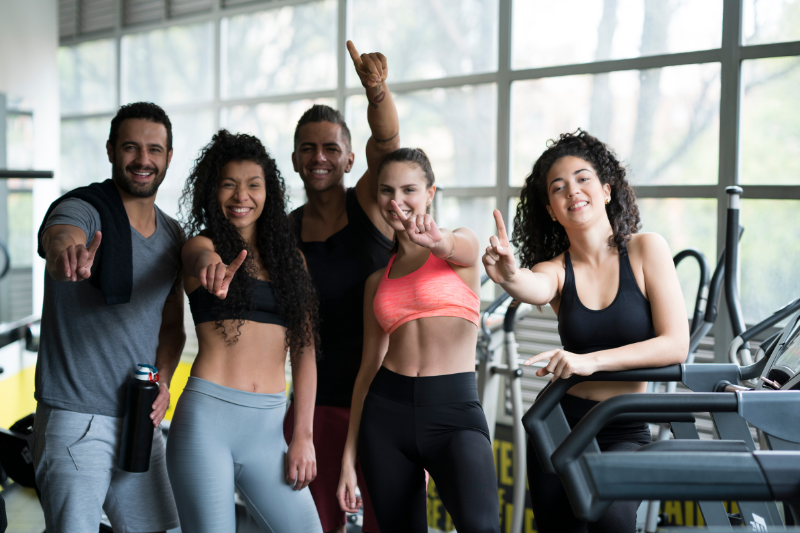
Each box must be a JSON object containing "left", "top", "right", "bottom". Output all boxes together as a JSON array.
[{"left": 482, "top": 130, "right": 689, "bottom": 533}]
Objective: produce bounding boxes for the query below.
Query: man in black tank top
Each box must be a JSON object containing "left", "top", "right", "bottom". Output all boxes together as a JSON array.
[{"left": 282, "top": 41, "right": 399, "bottom": 533}]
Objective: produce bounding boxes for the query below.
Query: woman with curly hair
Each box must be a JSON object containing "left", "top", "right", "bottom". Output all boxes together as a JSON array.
[
  {"left": 483, "top": 130, "right": 689, "bottom": 532},
  {"left": 166, "top": 130, "right": 323, "bottom": 533}
]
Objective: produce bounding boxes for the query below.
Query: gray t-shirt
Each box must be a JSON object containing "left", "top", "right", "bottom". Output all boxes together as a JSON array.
[{"left": 35, "top": 198, "right": 183, "bottom": 417}]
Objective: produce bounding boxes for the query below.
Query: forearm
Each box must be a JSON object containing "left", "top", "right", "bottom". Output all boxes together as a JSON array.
[
  {"left": 44, "top": 234, "right": 78, "bottom": 280},
  {"left": 189, "top": 250, "right": 222, "bottom": 279},
  {"left": 431, "top": 229, "right": 475, "bottom": 266},
  {"left": 290, "top": 346, "right": 317, "bottom": 440},
  {"left": 155, "top": 329, "right": 185, "bottom": 387},
  {"left": 593, "top": 334, "right": 688, "bottom": 373},
  {"left": 366, "top": 81, "right": 399, "bottom": 143},
  {"left": 342, "top": 370, "right": 375, "bottom": 468},
  {"left": 500, "top": 268, "right": 555, "bottom": 306}
]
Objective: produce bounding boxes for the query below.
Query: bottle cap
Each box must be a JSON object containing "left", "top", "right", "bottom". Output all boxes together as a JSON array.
[{"left": 135, "top": 364, "right": 159, "bottom": 382}]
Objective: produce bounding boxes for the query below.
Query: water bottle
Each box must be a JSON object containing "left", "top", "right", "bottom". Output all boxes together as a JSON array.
[{"left": 118, "top": 364, "right": 160, "bottom": 472}]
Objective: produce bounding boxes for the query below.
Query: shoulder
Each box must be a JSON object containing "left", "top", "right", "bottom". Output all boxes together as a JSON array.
[
  {"left": 45, "top": 198, "right": 100, "bottom": 236},
  {"left": 627, "top": 232, "right": 671, "bottom": 260},
  {"left": 156, "top": 207, "right": 185, "bottom": 245}
]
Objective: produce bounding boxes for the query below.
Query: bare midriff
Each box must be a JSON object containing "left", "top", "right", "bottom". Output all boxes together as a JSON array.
[
  {"left": 191, "top": 320, "right": 289, "bottom": 394},
  {"left": 382, "top": 316, "right": 478, "bottom": 377},
  {"left": 566, "top": 380, "right": 647, "bottom": 402}
]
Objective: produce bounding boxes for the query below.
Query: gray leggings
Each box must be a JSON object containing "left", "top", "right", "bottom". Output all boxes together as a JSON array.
[{"left": 166, "top": 377, "right": 322, "bottom": 533}]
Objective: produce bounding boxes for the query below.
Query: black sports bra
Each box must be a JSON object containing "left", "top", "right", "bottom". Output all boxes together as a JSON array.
[
  {"left": 557, "top": 250, "right": 655, "bottom": 354},
  {"left": 188, "top": 278, "right": 287, "bottom": 327}
]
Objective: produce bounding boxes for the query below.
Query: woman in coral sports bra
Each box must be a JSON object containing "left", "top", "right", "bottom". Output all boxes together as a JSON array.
[{"left": 337, "top": 148, "right": 500, "bottom": 533}]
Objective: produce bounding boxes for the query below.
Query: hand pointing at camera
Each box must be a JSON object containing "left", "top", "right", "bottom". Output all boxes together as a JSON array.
[
  {"left": 198, "top": 250, "right": 247, "bottom": 299},
  {"left": 391, "top": 200, "right": 444, "bottom": 250},
  {"left": 482, "top": 210, "right": 517, "bottom": 284}
]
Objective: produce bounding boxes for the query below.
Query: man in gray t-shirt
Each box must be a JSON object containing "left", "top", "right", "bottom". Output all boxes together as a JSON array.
[{"left": 29, "top": 102, "right": 185, "bottom": 532}]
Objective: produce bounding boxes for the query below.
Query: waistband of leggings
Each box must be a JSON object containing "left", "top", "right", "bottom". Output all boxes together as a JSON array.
[
  {"left": 368, "top": 366, "right": 479, "bottom": 406},
  {"left": 183, "top": 376, "right": 287, "bottom": 409}
]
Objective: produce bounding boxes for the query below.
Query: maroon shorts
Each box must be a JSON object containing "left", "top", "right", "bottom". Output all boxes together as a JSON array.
[{"left": 284, "top": 403, "right": 379, "bottom": 533}]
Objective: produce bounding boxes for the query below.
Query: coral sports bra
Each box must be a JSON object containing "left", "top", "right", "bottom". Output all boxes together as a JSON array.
[{"left": 373, "top": 253, "right": 480, "bottom": 335}]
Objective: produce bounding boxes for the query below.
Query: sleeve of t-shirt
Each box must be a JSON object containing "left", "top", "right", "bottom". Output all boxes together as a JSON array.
[{"left": 43, "top": 198, "right": 102, "bottom": 247}]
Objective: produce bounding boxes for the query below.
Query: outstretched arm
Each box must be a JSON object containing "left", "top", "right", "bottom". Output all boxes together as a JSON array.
[
  {"left": 338, "top": 271, "right": 389, "bottom": 512},
  {"left": 181, "top": 236, "right": 247, "bottom": 299},
  {"left": 348, "top": 41, "right": 401, "bottom": 212},
  {"left": 42, "top": 225, "right": 102, "bottom": 282}
]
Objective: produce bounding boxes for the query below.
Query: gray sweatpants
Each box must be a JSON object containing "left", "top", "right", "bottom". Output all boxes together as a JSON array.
[{"left": 166, "top": 377, "right": 322, "bottom": 533}]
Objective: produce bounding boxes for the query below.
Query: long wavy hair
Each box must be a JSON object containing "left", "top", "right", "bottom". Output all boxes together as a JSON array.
[
  {"left": 180, "top": 130, "right": 320, "bottom": 359},
  {"left": 512, "top": 129, "right": 640, "bottom": 269}
]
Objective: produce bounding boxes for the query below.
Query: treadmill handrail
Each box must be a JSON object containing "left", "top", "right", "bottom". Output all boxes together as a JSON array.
[{"left": 673, "top": 248, "right": 710, "bottom": 334}]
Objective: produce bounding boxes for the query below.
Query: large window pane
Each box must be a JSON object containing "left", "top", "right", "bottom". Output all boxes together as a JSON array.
[
  {"left": 510, "top": 63, "right": 720, "bottom": 187},
  {"left": 60, "top": 117, "right": 112, "bottom": 193},
  {"left": 121, "top": 23, "right": 213, "bottom": 106},
  {"left": 222, "top": 0, "right": 337, "bottom": 100},
  {"left": 740, "top": 56, "right": 800, "bottom": 185},
  {"left": 513, "top": 0, "right": 722, "bottom": 70},
  {"left": 58, "top": 39, "right": 117, "bottom": 115},
  {"left": 220, "top": 98, "right": 336, "bottom": 192},
  {"left": 437, "top": 196, "right": 497, "bottom": 301},
  {"left": 6, "top": 113, "right": 35, "bottom": 170},
  {"left": 158, "top": 110, "right": 216, "bottom": 221},
  {"left": 347, "top": 0, "right": 498, "bottom": 85},
  {"left": 741, "top": 200, "right": 800, "bottom": 324},
  {"left": 347, "top": 84, "right": 497, "bottom": 188},
  {"left": 638, "top": 198, "right": 717, "bottom": 319},
  {"left": 743, "top": 0, "right": 800, "bottom": 45}
]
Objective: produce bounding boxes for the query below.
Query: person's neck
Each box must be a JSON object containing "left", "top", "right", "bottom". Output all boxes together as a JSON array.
[
  {"left": 303, "top": 181, "right": 347, "bottom": 224},
  {"left": 115, "top": 182, "right": 157, "bottom": 234},
  {"left": 564, "top": 218, "right": 616, "bottom": 266},
  {"left": 239, "top": 224, "right": 258, "bottom": 251}
]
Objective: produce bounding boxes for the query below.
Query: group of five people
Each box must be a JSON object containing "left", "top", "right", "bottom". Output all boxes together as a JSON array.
[{"left": 29, "top": 43, "right": 688, "bottom": 533}]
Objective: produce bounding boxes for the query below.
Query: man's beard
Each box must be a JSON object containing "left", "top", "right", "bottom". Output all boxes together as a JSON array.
[{"left": 112, "top": 160, "right": 167, "bottom": 198}]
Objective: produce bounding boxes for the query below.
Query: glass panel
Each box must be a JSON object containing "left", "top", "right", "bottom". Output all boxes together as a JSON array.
[
  {"left": 220, "top": 98, "right": 336, "bottom": 191},
  {"left": 743, "top": 0, "right": 800, "bottom": 45},
  {"left": 158, "top": 110, "right": 216, "bottom": 221},
  {"left": 510, "top": 63, "right": 720, "bottom": 187},
  {"left": 347, "top": 0, "right": 498, "bottom": 85},
  {"left": 638, "top": 198, "right": 717, "bottom": 320},
  {"left": 347, "top": 83, "right": 497, "bottom": 188},
  {"left": 60, "top": 117, "right": 112, "bottom": 193},
  {"left": 58, "top": 39, "right": 117, "bottom": 115},
  {"left": 221, "top": 0, "right": 337, "bottom": 100},
  {"left": 8, "top": 192, "right": 34, "bottom": 268},
  {"left": 740, "top": 56, "right": 800, "bottom": 185},
  {"left": 741, "top": 200, "right": 800, "bottom": 324},
  {"left": 437, "top": 196, "right": 497, "bottom": 301},
  {"left": 513, "top": 0, "right": 723, "bottom": 70},
  {"left": 6, "top": 113, "right": 35, "bottom": 169},
  {"left": 121, "top": 23, "right": 213, "bottom": 106}
]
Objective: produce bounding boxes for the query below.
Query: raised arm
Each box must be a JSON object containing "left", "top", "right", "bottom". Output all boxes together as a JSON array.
[
  {"left": 348, "top": 41, "right": 401, "bottom": 212},
  {"left": 482, "top": 209, "right": 560, "bottom": 305},
  {"left": 181, "top": 235, "right": 247, "bottom": 299},
  {"left": 524, "top": 233, "right": 689, "bottom": 378},
  {"left": 42, "top": 225, "right": 102, "bottom": 282},
  {"left": 338, "top": 270, "right": 390, "bottom": 512}
]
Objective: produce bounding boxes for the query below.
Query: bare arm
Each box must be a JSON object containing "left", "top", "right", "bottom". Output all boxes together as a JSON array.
[
  {"left": 348, "top": 41, "right": 401, "bottom": 215},
  {"left": 151, "top": 281, "right": 186, "bottom": 427},
  {"left": 181, "top": 235, "right": 247, "bottom": 299},
  {"left": 525, "top": 234, "right": 689, "bottom": 377},
  {"left": 338, "top": 271, "right": 390, "bottom": 512},
  {"left": 42, "top": 224, "right": 102, "bottom": 282},
  {"left": 286, "top": 251, "right": 318, "bottom": 490}
]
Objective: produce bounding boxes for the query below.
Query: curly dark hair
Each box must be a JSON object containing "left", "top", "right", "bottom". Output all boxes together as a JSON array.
[
  {"left": 512, "top": 129, "right": 640, "bottom": 269},
  {"left": 180, "top": 130, "right": 320, "bottom": 359}
]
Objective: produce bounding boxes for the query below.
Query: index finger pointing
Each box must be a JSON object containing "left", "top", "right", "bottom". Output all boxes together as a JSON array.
[
  {"left": 228, "top": 249, "right": 248, "bottom": 274},
  {"left": 87, "top": 231, "right": 103, "bottom": 256},
  {"left": 493, "top": 210, "right": 509, "bottom": 243},
  {"left": 390, "top": 201, "right": 409, "bottom": 221},
  {"left": 346, "top": 40, "right": 362, "bottom": 67}
]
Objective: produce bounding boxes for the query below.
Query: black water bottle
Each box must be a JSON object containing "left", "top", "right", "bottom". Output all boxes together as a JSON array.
[{"left": 118, "top": 364, "right": 160, "bottom": 472}]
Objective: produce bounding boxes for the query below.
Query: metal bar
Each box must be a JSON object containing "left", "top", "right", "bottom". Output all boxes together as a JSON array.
[
  {"left": 0, "top": 171, "right": 55, "bottom": 179},
  {"left": 335, "top": 0, "right": 347, "bottom": 113},
  {"left": 740, "top": 40, "right": 800, "bottom": 60},
  {"left": 633, "top": 184, "right": 800, "bottom": 200},
  {"left": 509, "top": 49, "right": 721, "bottom": 81},
  {"left": 496, "top": 0, "right": 512, "bottom": 234}
]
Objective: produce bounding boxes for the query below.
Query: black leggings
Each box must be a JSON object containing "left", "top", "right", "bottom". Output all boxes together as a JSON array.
[
  {"left": 527, "top": 393, "right": 652, "bottom": 533},
  {"left": 359, "top": 367, "right": 500, "bottom": 533}
]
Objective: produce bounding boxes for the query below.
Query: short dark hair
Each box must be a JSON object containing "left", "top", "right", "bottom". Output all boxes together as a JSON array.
[
  {"left": 108, "top": 102, "right": 173, "bottom": 152},
  {"left": 294, "top": 104, "right": 351, "bottom": 152}
]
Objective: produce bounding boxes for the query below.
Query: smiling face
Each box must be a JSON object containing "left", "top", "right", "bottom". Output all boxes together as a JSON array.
[
  {"left": 107, "top": 118, "right": 172, "bottom": 198},
  {"left": 292, "top": 121, "right": 354, "bottom": 193},
  {"left": 544, "top": 155, "right": 611, "bottom": 227},
  {"left": 377, "top": 161, "right": 435, "bottom": 231},
  {"left": 216, "top": 160, "right": 266, "bottom": 231}
]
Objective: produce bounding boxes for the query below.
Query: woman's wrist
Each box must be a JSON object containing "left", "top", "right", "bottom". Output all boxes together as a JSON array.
[{"left": 431, "top": 230, "right": 455, "bottom": 259}]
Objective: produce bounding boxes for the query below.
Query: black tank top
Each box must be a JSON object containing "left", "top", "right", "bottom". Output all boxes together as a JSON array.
[
  {"left": 291, "top": 187, "right": 392, "bottom": 407},
  {"left": 188, "top": 279, "right": 286, "bottom": 327},
  {"left": 558, "top": 250, "right": 655, "bottom": 354}
]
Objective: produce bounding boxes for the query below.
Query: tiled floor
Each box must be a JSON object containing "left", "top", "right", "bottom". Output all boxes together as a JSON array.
[{"left": 1, "top": 484, "right": 45, "bottom": 533}]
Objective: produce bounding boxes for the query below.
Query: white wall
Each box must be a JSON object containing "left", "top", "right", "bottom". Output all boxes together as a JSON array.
[{"left": 0, "top": 0, "right": 60, "bottom": 314}]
